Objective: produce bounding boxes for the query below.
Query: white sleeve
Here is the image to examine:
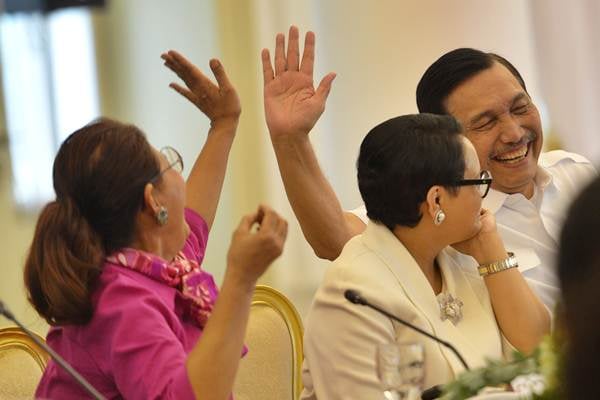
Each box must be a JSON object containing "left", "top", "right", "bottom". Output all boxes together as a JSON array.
[{"left": 301, "top": 267, "right": 396, "bottom": 400}]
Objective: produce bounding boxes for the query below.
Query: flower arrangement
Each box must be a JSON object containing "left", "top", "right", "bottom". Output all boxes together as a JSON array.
[{"left": 440, "top": 335, "right": 564, "bottom": 400}]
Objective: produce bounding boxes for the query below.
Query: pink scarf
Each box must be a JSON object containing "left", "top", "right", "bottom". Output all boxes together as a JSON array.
[{"left": 106, "top": 248, "right": 218, "bottom": 328}]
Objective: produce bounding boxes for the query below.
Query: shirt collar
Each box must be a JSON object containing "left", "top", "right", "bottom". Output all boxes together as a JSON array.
[
  {"left": 482, "top": 165, "right": 555, "bottom": 213},
  {"left": 535, "top": 164, "right": 553, "bottom": 189}
]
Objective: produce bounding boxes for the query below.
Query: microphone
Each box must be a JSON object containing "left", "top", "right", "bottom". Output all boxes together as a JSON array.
[
  {"left": 0, "top": 299, "right": 107, "bottom": 400},
  {"left": 344, "top": 289, "right": 469, "bottom": 400}
]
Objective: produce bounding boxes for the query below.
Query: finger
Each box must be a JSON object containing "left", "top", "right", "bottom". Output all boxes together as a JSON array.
[
  {"left": 238, "top": 210, "right": 260, "bottom": 232},
  {"left": 274, "top": 33, "right": 286, "bottom": 76},
  {"left": 277, "top": 218, "right": 289, "bottom": 240},
  {"left": 209, "top": 58, "right": 232, "bottom": 89},
  {"left": 315, "top": 72, "right": 337, "bottom": 103},
  {"left": 299, "top": 31, "right": 315, "bottom": 76},
  {"left": 161, "top": 56, "right": 177, "bottom": 72},
  {"left": 261, "top": 48, "right": 275, "bottom": 85},
  {"left": 161, "top": 52, "right": 175, "bottom": 62},
  {"left": 257, "top": 205, "right": 278, "bottom": 232},
  {"left": 163, "top": 58, "right": 196, "bottom": 83},
  {"left": 286, "top": 25, "right": 300, "bottom": 71},
  {"left": 169, "top": 83, "right": 197, "bottom": 104},
  {"left": 167, "top": 50, "right": 212, "bottom": 85},
  {"left": 271, "top": 211, "right": 287, "bottom": 238},
  {"left": 167, "top": 50, "right": 196, "bottom": 71},
  {"left": 162, "top": 51, "right": 191, "bottom": 77},
  {"left": 161, "top": 53, "right": 177, "bottom": 70},
  {"left": 270, "top": 212, "right": 284, "bottom": 235},
  {"left": 163, "top": 60, "right": 180, "bottom": 75}
]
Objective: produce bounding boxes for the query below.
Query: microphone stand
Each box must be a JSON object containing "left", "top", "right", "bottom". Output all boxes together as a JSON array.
[
  {"left": 345, "top": 289, "right": 470, "bottom": 400},
  {"left": 344, "top": 289, "right": 470, "bottom": 370},
  {"left": 0, "top": 300, "right": 106, "bottom": 400}
]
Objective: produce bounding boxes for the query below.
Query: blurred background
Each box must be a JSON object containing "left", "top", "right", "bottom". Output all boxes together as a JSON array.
[{"left": 1, "top": 0, "right": 599, "bottom": 334}]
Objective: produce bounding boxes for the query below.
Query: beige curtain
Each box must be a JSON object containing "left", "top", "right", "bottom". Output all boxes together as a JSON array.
[{"left": 530, "top": 0, "right": 600, "bottom": 163}]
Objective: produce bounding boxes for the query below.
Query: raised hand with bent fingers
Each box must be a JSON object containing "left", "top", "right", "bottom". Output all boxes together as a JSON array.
[{"left": 162, "top": 50, "right": 241, "bottom": 127}]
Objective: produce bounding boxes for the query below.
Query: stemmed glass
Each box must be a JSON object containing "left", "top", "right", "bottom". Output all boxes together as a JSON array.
[{"left": 376, "top": 342, "right": 425, "bottom": 400}]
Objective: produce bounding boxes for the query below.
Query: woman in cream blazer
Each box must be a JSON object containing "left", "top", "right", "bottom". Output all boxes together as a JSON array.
[{"left": 301, "top": 114, "right": 550, "bottom": 400}]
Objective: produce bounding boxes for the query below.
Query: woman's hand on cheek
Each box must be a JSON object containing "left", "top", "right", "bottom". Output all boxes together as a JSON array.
[{"left": 452, "top": 209, "right": 506, "bottom": 264}]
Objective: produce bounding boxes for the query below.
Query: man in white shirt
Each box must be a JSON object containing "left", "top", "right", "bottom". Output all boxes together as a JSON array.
[
  {"left": 411, "top": 48, "right": 597, "bottom": 309},
  {"left": 473, "top": 151, "right": 595, "bottom": 308},
  {"left": 262, "top": 30, "right": 596, "bottom": 310}
]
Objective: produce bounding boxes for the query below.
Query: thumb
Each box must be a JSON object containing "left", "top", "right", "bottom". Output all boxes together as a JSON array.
[
  {"left": 315, "top": 72, "right": 336, "bottom": 103},
  {"left": 210, "top": 58, "right": 232, "bottom": 89},
  {"left": 237, "top": 210, "right": 260, "bottom": 233}
]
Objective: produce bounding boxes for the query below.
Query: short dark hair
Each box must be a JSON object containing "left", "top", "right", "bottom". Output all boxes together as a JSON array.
[
  {"left": 558, "top": 176, "right": 600, "bottom": 399},
  {"left": 416, "top": 48, "right": 528, "bottom": 115},
  {"left": 24, "top": 118, "right": 160, "bottom": 325},
  {"left": 357, "top": 113, "right": 464, "bottom": 230}
]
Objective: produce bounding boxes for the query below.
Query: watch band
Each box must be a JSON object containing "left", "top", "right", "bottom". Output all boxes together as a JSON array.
[{"left": 477, "top": 252, "right": 518, "bottom": 277}]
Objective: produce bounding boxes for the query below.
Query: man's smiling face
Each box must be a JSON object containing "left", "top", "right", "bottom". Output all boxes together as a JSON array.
[{"left": 444, "top": 62, "right": 543, "bottom": 198}]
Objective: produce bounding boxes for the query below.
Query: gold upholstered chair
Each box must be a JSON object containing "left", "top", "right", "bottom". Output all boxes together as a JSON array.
[
  {"left": 0, "top": 326, "right": 49, "bottom": 400},
  {"left": 233, "top": 285, "right": 304, "bottom": 400}
]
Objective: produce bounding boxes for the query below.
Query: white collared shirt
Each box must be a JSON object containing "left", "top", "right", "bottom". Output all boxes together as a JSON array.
[
  {"left": 350, "top": 150, "right": 597, "bottom": 310},
  {"left": 481, "top": 150, "right": 596, "bottom": 309}
]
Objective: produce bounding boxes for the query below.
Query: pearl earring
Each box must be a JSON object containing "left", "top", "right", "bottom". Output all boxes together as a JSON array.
[{"left": 434, "top": 209, "right": 446, "bottom": 226}]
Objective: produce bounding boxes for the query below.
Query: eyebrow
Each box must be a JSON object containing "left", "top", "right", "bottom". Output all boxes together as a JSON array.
[
  {"left": 510, "top": 92, "right": 530, "bottom": 107},
  {"left": 468, "top": 92, "right": 530, "bottom": 126},
  {"left": 469, "top": 110, "right": 496, "bottom": 127}
]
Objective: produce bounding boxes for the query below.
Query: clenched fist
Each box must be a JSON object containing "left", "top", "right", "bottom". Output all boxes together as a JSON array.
[{"left": 226, "top": 205, "right": 288, "bottom": 285}]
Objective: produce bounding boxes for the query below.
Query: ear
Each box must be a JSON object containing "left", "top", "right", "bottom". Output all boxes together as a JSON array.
[
  {"left": 425, "top": 185, "right": 443, "bottom": 219},
  {"left": 142, "top": 182, "right": 161, "bottom": 215}
]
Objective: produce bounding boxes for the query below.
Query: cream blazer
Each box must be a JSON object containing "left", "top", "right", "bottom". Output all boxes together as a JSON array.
[{"left": 301, "top": 221, "right": 512, "bottom": 400}]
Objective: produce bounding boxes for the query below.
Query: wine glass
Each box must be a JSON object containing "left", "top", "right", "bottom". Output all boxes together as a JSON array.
[{"left": 376, "top": 342, "right": 425, "bottom": 400}]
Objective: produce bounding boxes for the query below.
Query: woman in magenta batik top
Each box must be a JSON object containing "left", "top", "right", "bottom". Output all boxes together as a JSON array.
[{"left": 25, "top": 51, "right": 288, "bottom": 400}]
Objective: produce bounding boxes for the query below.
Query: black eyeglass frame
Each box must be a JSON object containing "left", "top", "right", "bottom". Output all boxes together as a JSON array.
[
  {"left": 452, "top": 170, "right": 493, "bottom": 198},
  {"left": 149, "top": 146, "right": 184, "bottom": 184}
]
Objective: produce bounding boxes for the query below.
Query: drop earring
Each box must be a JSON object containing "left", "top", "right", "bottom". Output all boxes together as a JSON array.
[{"left": 156, "top": 206, "right": 169, "bottom": 226}]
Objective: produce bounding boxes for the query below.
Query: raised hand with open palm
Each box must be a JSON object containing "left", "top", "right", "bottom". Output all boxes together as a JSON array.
[{"left": 262, "top": 26, "right": 336, "bottom": 141}]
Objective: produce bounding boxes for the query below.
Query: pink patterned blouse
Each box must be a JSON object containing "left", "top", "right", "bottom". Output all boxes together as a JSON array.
[{"left": 36, "top": 208, "right": 217, "bottom": 399}]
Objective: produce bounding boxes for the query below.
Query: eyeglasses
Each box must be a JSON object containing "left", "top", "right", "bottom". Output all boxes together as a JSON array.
[
  {"left": 453, "top": 170, "right": 492, "bottom": 198},
  {"left": 149, "top": 146, "right": 184, "bottom": 183}
]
